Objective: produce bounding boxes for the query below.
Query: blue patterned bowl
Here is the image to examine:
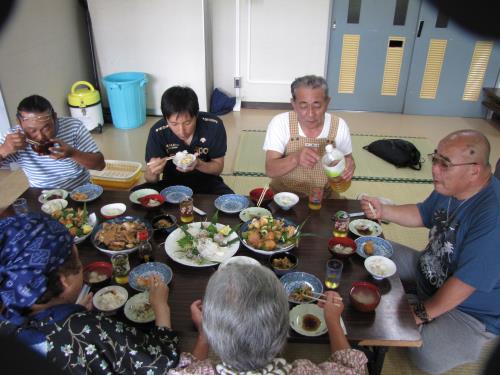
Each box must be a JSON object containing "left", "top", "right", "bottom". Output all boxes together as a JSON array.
[
  {"left": 214, "top": 194, "right": 249, "bottom": 214},
  {"left": 160, "top": 185, "right": 193, "bottom": 204},
  {"left": 70, "top": 183, "right": 103, "bottom": 202},
  {"left": 129, "top": 262, "right": 173, "bottom": 291},
  {"left": 280, "top": 272, "right": 323, "bottom": 304},
  {"left": 355, "top": 236, "right": 394, "bottom": 258}
]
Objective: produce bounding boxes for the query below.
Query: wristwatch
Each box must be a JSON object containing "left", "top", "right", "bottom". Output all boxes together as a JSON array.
[{"left": 413, "top": 302, "right": 432, "bottom": 324}]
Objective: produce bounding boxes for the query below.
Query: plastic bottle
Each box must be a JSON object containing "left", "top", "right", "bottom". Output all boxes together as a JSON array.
[{"left": 322, "top": 144, "right": 351, "bottom": 193}]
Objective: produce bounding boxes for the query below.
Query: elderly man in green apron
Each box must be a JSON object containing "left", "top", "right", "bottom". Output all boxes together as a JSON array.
[{"left": 263, "top": 75, "right": 355, "bottom": 197}]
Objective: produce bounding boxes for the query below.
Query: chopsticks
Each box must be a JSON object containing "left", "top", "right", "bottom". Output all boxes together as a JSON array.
[
  {"left": 256, "top": 184, "right": 269, "bottom": 207},
  {"left": 368, "top": 202, "right": 382, "bottom": 226},
  {"left": 301, "top": 291, "right": 343, "bottom": 306},
  {"left": 146, "top": 155, "right": 175, "bottom": 166}
]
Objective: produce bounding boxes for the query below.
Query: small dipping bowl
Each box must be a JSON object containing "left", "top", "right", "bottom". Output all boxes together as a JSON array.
[
  {"left": 328, "top": 237, "right": 357, "bottom": 259},
  {"left": 273, "top": 192, "right": 300, "bottom": 211},
  {"left": 151, "top": 214, "right": 177, "bottom": 235},
  {"left": 100, "top": 203, "right": 126, "bottom": 219},
  {"left": 269, "top": 252, "right": 298, "bottom": 276},
  {"left": 349, "top": 281, "right": 381, "bottom": 312},
  {"left": 139, "top": 194, "right": 165, "bottom": 209},
  {"left": 83, "top": 261, "right": 112, "bottom": 289},
  {"left": 249, "top": 187, "right": 275, "bottom": 206}
]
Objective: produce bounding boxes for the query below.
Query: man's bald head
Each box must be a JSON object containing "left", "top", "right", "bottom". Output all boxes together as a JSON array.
[{"left": 441, "top": 130, "right": 491, "bottom": 167}]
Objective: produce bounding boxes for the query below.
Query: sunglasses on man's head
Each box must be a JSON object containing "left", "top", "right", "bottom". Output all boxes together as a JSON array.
[
  {"left": 427, "top": 151, "right": 478, "bottom": 169},
  {"left": 16, "top": 111, "right": 53, "bottom": 124}
]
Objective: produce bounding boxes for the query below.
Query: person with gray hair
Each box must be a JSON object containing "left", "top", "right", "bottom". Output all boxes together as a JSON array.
[
  {"left": 263, "top": 74, "right": 356, "bottom": 198},
  {"left": 361, "top": 130, "right": 500, "bottom": 374},
  {"left": 169, "top": 264, "right": 367, "bottom": 374}
]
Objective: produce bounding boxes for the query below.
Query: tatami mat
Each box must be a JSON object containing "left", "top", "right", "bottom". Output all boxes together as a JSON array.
[{"left": 234, "top": 131, "right": 434, "bottom": 183}]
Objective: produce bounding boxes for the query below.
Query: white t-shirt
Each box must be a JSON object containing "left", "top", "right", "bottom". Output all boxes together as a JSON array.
[{"left": 263, "top": 112, "right": 353, "bottom": 155}]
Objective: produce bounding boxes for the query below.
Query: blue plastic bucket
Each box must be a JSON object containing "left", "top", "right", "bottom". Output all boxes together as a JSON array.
[{"left": 102, "top": 72, "right": 148, "bottom": 129}]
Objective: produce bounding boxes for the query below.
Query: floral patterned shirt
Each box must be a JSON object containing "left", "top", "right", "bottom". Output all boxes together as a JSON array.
[
  {"left": 168, "top": 349, "right": 367, "bottom": 375},
  {"left": 0, "top": 305, "right": 179, "bottom": 374}
]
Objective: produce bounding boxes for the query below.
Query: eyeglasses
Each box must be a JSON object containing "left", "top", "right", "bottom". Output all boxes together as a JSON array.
[
  {"left": 16, "top": 111, "right": 54, "bottom": 124},
  {"left": 428, "top": 152, "right": 479, "bottom": 169}
]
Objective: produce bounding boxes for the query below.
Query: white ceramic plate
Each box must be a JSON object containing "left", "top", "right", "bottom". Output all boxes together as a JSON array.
[
  {"left": 239, "top": 207, "right": 272, "bottom": 222},
  {"left": 124, "top": 292, "right": 155, "bottom": 323},
  {"left": 129, "top": 189, "right": 159, "bottom": 204},
  {"left": 289, "top": 304, "right": 346, "bottom": 337},
  {"left": 165, "top": 222, "right": 240, "bottom": 267},
  {"left": 349, "top": 219, "right": 382, "bottom": 237},
  {"left": 38, "top": 189, "right": 68, "bottom": 204}
]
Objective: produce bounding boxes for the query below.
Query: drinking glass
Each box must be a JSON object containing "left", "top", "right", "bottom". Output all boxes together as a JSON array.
[
  {"left": 13, "top": 198, "right": 29, "bottom": 215},
  {"left": 325, "top": 259, "right": 343, "bottom": 289},
  {"left": 179, "top": 197, "right": 194, "bottom": 223},
  {"left": 111, "top": 253, "right": 130, "bottom": 284},
  {"left": 308, "top": 187, "right": 323, "bottom": 210}
]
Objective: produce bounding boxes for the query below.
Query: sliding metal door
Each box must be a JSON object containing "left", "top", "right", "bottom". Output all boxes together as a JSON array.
[{"left": 326, "top": 0, "right": 420, "bottom": 112}]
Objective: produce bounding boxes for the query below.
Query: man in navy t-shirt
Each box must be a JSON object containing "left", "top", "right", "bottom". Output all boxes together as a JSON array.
[
  {"left": 361, "top": 130, "right": 499, "bottom": 374},
  {"left": 141, "top": 86, "right": 233, "bottom": 194}
]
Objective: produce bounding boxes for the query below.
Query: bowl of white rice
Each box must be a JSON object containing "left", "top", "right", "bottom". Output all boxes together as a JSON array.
[{"left": 93, "top": 285, "right": 128, "bottom": 313}]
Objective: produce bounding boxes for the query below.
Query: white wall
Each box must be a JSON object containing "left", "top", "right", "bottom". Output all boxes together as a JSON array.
[
  {"left": 88, "top": 0, "right": 211, "bottom": 114},
  {"left": 0, "top": 0, "right": 92, "bottom": 123}
]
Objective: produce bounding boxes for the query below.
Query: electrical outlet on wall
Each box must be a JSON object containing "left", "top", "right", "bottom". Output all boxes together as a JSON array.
[{"left": 234, "top": 77, "right": 241, "bottom": 88}]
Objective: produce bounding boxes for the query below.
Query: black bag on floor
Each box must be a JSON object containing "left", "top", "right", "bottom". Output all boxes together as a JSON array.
[{"left": 363, "top": 139, "right": 422, "bottom": 170}]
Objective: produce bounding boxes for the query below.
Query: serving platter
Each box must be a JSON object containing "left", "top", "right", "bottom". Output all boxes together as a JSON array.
[
  {"left": 239, "top": 217, "right": 297, "bottom": 256},
  {"left": 91, "top": 216, "right": 153, "bottom": 256},
  {"left": 165, "top": 222, "right": 239, "bottom": 267}
]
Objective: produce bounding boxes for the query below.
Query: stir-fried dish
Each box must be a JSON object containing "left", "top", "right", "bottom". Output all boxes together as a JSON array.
[
  {"left": 95, "top": 220, "right": 147, "bottom": 251},
  {"left": 289, "top": 285, "right": 313, "bottom": 302},
  {"left": 176, "top": 222, "right": 238, "bottom": 264},
  {"left": 52, "top": 207, "right": 92, "bottom": 237},
  {"left": 242, "top": 216, "right": 297, "bottom": 251}
]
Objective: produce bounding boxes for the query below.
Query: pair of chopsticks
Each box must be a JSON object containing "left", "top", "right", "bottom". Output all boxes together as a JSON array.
[
  {"left": 368, "top": 202, "right": 382, "bottom": 226},
  {"left": 146, "top": 155, "right": 175, "bottom": 166},
  {"left": 302, "top": 291, "right": 343, "bottom": 306},
  {"left": 256, "top": 184, "right": 269, "bottom": 207}
]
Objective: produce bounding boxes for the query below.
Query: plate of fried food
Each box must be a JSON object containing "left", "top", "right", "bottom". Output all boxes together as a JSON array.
[
  {"left": 70, "top": 183, "right": 103, "bottom": 203},
  {"left": 51, "top": 207, "right": 97, "bottom": 244},
  {"left": 280, "top": 272, "right": 323, "bottom": 304},
  {"left": 349, "top": 219, "right": 382, "bottom": 237},
  {"left": 240, "top": 215, "right": 298, "bottom": 255},
  {"left": 128, "top": 262, "right": 173, "bottom": 292},
  {"left": 91, "top": 216, "right": 153, "bottom": 255}
]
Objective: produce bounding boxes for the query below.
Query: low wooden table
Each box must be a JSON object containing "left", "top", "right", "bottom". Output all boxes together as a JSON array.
[{"left": 2, "top": 188, "right": 422, "bottom": 375}]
